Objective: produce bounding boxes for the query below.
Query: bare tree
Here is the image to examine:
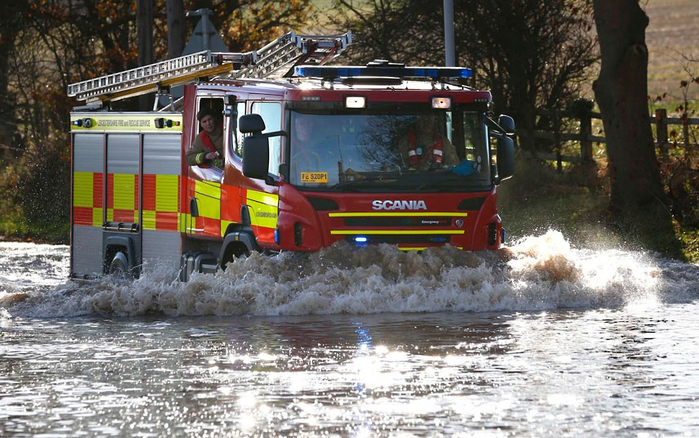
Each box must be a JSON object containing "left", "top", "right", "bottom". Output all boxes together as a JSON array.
[
  {"left": 328, "top": 0, "right": 598, "bottom": 152},
  {"left": 592, "top": 0, "right": 676, "bottom": 247}
]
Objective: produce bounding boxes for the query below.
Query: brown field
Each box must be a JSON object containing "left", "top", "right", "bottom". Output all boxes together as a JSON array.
[{"left": 645, "top": 0, "right": 699, "bottom": 102}]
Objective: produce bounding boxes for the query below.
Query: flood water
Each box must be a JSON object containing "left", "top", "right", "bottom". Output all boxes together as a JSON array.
[{"left": 1, "top": 231, "right": 699, "bottom": 437}]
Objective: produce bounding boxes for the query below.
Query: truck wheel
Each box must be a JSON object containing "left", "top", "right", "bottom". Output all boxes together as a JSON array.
[
  {"left": 220, "top": 243, "right": 250, "bottom": 271},
  {"left": 108, "top": 252, "right": 131, "bottom": 278}
]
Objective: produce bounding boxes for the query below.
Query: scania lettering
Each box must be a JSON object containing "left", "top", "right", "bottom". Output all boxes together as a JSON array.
[
  {"left": 67, "top": 29, "right": 515, "bottom": 281},
  {"left": 372, "top": 200, "right": 428, "bottom": 211}
]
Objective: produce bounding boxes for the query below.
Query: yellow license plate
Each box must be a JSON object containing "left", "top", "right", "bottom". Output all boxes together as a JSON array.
[{"left": 301, "top": 172, "right": 328, "bottom": 183}]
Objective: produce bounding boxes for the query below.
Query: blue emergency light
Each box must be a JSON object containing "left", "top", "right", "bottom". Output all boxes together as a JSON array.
[{"left": 294, "top": 65, "right": 472, "bottom": 79}]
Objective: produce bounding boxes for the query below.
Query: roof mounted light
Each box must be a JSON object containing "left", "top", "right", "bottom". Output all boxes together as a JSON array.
[
  {"left": 431, "top": 97, "right": 452, "bottom": 109},
  {"left": 344, "top": 96, "right": 366, "bottom": 109},
  {"left": 294, "top": 65, "right": 472, "bottom": 80}
]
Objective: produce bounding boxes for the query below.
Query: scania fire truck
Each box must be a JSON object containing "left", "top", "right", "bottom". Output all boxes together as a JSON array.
[{"left": 67, "top": 31, "right": 515, "bottom": 280}]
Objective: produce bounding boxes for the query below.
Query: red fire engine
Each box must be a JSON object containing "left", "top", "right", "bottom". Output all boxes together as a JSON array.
[{"left": 67, "top": 31, "right": 515, "bottom": 280}]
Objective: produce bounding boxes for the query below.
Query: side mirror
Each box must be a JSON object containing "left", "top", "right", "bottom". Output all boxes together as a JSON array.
[
  {"left": 239, "top": 114, "right": 270, "bottom": 181},
  {"left": 239, "top": 114, "right": 266, "bottom": 134},
  {"left": 239, "top": 113, "right": 287, "bottom": 184},
  {"left": 242, "top": 134, "right": 270, "bottom": 180},
  {"left": 496, "top": 136, "right": 515, "bottom": 182},
  {"left": 498, "top": 115, "right": 515, "bottom": 135}
]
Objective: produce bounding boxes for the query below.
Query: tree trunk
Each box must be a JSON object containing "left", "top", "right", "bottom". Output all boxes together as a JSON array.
[
  {"left": 592, "top": 0, "right": 669, "bottom": 221},
  {"left": 0, "top": 33, "right": 15, "bottom": 160},
  {"left": 137, "top": 0, "right": 154, "bottom": 110},
  {"left": 0, "top": 3, "right": 26, "bottom": 160},
  {"left": 167, "top": 0, "right": 186, "bottom": 58}
]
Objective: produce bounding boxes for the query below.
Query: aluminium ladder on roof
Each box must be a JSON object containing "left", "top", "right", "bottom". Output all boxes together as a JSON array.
[
  {"left": 67, "top": 30, "right": 352, "bottom": 104},
  {"left": 67, "top": 50, "right": 255, "bottom": 103},
  {"left": 230, "top": 30, "right": 352, "bottom": 79}
]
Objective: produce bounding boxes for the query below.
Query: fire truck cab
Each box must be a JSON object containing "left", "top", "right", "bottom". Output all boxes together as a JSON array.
[{"left": 67, "top": 31, "right": 515, "bottom": 281}]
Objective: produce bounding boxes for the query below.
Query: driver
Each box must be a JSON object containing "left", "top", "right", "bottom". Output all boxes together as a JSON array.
[
  {"left": 291, "top": 114, "right": 337, "bottom": 172},
  {"left": 401, "top": 114, "right": 458, "bottom": 170},
  {"left": 185, "top": 107, "right": 224, "bottom": 168}
]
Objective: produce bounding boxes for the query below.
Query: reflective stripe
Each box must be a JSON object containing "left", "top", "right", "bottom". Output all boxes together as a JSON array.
[
  {"left": 73, "top": 172, "right": 94, "bottom": 208},
  {"left": 185, "top": 177, "right": 222, "bottom": 237},
  {"left": 194, "top": 180, "right": 221, "bottom": 198},
  {"left": 72, "top": 171, "right": 103, "bottom": 227},
  {"left": 142, "top": 210, "right": 157, "bottom": 230},
  {"left": 197, "top": 195, "right": 221, "bottom": 219},
  {"left": 155, "top": 174, "right": 179, "bottom": 212},
  {"left": 331, "top": 229, "right": 464, "bottom": 235},
  {"left": 112, "top": 173, "right": 136, "bottom": 210},
  {"left": 246, "top": 189, "right": 278, "bottom": 231},
  {"left": 107, "top": 173, "right": 138, "bottom": 223},
  {"left": 74, "top": 170, "right": 181, "bottom": 231},
  {"left": 179, "top": 212, "right": 192, "bottom": 233},
  {"left": 142, "top": 174, "right": 181, "bottom": 231},
  {"left": 408, "top": 128, "right": 443, "bottom": 167},
  {"left": 399, "top": 246, "right": 464, "bottom": 251},
  {"left": 247, "top": 189, "right": 278, "bottom": 206}
]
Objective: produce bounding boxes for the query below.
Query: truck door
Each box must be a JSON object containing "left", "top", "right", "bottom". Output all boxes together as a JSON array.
[
  {"left": 185, "top": 97, "right": 225, "bottom": 238},
  {"left": 73, "top": 129, "right": 143, "bottom": 277},
  {"left": 71, "top": 132, "right": 105, "bottom": 277},
  {"left": 244, "top": 101, "right": 282, "bottom": 245},
  {"left": 103, "top": 132, "right": 142, "bottom": 275}
]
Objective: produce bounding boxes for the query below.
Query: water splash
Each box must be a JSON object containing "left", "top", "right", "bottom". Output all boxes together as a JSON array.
[{"left": 2, "top": 231, "right": 698, "bottom": 318}]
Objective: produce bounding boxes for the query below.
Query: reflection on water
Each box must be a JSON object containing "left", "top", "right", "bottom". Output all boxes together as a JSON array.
[
  {"left": 1, "top": 232, "right": 699, "bottom": 436},
  {"left": 2, "top": 310, "right": 699, "bottom": 436}
]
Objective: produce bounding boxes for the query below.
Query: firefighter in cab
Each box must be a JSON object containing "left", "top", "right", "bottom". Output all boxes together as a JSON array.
[
  {"left": 402, "top": 114, "right": 458, "bottom": 170},
  {"left": 186, "top": 107, "right": 224, "bottom": 168}
]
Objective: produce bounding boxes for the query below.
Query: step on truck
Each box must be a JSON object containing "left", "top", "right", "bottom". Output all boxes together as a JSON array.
[{"left": 67, "top": 30, "right": 515, "bottom": 281}]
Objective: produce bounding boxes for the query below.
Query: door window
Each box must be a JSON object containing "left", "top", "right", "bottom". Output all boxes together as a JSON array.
[
  {"left": 251, "top": 102, "right": 282, "bottom": 177},
  {"left": 230, "top": 101, "right": 246, "bottom": 158}
]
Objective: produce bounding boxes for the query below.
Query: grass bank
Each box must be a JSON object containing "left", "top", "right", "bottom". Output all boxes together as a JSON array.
[{"left": 498, "top": 153, "right": 699, "bottom": 263}]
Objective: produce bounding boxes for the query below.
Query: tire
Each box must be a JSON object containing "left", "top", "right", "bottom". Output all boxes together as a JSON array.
[{"left": 108, "top": 252, "right": 131, "bottom": 278}]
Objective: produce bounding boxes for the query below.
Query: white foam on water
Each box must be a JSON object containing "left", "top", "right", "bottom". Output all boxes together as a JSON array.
[{"left": 2, "top": 231, "right": 698, "bottom": 318}]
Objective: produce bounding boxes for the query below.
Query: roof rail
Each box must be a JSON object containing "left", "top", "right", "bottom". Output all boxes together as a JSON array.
[{"left": 67, "top": 30, "right": 352, "bottom": 104}]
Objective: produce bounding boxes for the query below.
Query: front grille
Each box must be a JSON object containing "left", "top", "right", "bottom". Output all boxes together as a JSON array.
[{"left": 329, "top": 212, "right": 467, "bottom": 247}]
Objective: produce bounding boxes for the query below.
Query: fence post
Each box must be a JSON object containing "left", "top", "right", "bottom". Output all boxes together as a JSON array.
[
  {"left": 580, "top": 111, "right": 592, "bottom": 162},
  {"left": 655, "top": 108, "right": 669, "bottom": 156},
  {"left": 682, "top": 112, "right": 690, "bottom": 153},
  {"left": 554, "top": 109, "right": 562, "bottom": 172}
]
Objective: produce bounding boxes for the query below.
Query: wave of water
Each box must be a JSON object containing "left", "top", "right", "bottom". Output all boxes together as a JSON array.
[{"left": 2, "top": 230, "right": 698, "bottom": 318}]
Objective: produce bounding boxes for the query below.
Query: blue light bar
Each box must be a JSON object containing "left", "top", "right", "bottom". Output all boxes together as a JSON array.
[
  {"left": 353, "top": 236, "right": 368, "bottom": 244},
  {"left": 294, "top": 66, "right": 472, "bottom": 79}
]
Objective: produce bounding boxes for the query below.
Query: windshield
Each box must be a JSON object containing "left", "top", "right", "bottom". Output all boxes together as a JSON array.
[{"left": 288, "top": 107, "right": 491, "bottom": 192}]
